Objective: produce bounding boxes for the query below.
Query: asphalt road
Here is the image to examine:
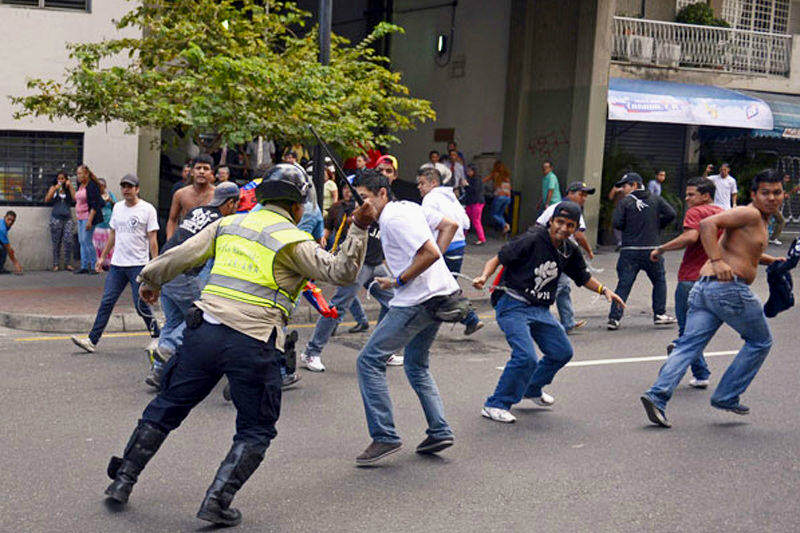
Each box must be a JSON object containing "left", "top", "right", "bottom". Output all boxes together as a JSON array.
[{"left": 1, "top": 306, "right": 799, "bottom": 532}]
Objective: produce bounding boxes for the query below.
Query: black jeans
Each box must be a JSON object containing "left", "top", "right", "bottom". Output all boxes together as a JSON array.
[
  {"left": 142, "top": 320, "right": 282, "bottom": 454},
  {"left": 609, "top": 249, "right": 667, "bottom": 321},
  {"left": 0, "top": 245, "right": 7, "bottom": 271}
]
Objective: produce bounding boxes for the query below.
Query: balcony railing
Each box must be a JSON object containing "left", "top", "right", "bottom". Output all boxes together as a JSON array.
[{"left": 612, "top": 16, "right": 792, "bottom": 77}]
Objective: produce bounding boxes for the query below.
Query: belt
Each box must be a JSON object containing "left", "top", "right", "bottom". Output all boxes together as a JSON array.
[{"left": 697, "top": 275, "right": 746, "bottom": 283}]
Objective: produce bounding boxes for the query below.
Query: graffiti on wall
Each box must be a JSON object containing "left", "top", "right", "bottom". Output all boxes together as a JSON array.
[{"left": 527, "top": 127, "right": 569, "bottom": 161}]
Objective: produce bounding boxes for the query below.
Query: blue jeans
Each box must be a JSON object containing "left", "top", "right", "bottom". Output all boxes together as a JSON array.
[
  {"left": 357, "top": 304, "right": 452, "bottom": 443},
  {"left": 555, "top": 274, "right": 575, "bottom": 330},
  {"left": 143, "top": 322, "right": 282, "bottom": 454},
  {"left": 158, "top": 274, "right": 201, "bottom": 357},
  {"left": 485, "top": 295, "right": 573, "bottom": 409},
  {"left": 349, "top": 297, "right": 368, "bottom": 325},
  {"left": 88, "top": 265, "right": 160, "bottom": 344},
  {"left": 645, "top": 279, "right": 772, "bottom": 411},
  {"left": 304, "top": 263, "right": 394, "bottom": 359},
  {"left": 490, "top": 196, "right": 511, "bottom": 229},
  {"left": 77, "top": 219, "right": 96, "bottom": 270},
  {"left": 443, "top": 252, "right": 480, "bottom": 328},
  {"left": 674, "top": 280, "right": 710, "bottom": 380},
  {"left": 609, "top": 249, "right": 667, "bottom": 321}
]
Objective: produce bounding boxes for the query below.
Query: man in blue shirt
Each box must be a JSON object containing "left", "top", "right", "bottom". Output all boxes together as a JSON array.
[
  {"left": 0, "top": 211, "right": 22, "bottom": 275},
  {"left": 648, "top": 170, "right": 666, "bottom": 197}
]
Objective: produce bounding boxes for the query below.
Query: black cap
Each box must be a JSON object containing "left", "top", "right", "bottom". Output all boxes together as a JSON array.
[
  {"left": 614, "top": 172, "right": 643, "bottom": 188},
  {"left": 550, "top": 200, "right": 582, "bottom": 224},
  {"left": 567, "top": 181, "right": 596, "bottom": 194},
  {"left": 120, "top": 173, "right": 139, "bottom": 187}
]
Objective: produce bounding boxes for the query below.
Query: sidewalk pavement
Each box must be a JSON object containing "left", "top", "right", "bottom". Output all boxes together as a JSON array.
[{"left": 0, "top": 237, "right": 779, "bottom": 334}]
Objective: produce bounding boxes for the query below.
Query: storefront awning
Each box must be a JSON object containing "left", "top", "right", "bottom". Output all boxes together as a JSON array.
[
  {"left": 738, "top": 90, "right": 800, "bottom": 139},
  {"left": 608, "top": 78, "right": 773, "bottom": 130}
]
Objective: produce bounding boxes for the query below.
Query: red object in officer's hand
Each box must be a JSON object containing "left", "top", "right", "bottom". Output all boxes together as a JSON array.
[{"left": 303, "top": 281, "right": 339, "bottom": 319}]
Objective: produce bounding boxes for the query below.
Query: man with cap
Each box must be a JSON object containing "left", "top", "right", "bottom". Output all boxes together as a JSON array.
[
  {"left": 473, "top": 201, "right": 624, "bottom": 423},
  {"left": 607, "top": 172, "right": 677, "bottom": 331},
  {"left": 103, "top": 164, "right": 377, "bottom": 526},
  {"left": 536, "top": 181, "right": 596, "bottom": 333},
  {"left": 71, "top": 174, "right": 161, "bottom": 353},
  {"left": 144, "top": 181, "right": 241, "bottom": 389}
]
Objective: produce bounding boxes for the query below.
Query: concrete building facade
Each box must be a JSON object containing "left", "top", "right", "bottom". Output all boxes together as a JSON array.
[{"left": 0, "top": 1, "right": 157, "bottom": 271}]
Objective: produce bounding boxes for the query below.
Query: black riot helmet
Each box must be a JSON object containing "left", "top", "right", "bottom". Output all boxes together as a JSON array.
[{"left": 254, "top": 163, "right": 310, "bottom": 205}]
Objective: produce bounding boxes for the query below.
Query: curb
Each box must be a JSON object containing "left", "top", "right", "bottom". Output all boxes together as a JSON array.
[{"left": 0, "top": 295, "right": 496, "bottom": 334}]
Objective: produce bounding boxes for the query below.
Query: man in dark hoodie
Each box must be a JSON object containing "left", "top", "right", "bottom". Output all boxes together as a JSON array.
[{"left": 607, "top": 172, "right": 677, "bottom": 330}]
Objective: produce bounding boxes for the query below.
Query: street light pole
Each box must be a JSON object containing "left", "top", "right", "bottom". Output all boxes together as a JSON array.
[{"left": 313, "top": 0, "right": 332, "bottom": 209}]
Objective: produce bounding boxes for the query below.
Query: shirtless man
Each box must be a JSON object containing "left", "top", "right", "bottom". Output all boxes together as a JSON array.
[
  {"left": 167, "top": 154, "right": 216, "bottom": 239},
  {"left": 640, "top": 169, "right": 784, "bottom": 427}
]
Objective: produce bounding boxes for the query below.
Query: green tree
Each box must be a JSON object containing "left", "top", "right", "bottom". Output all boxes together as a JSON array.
[{"left": 10, "top": 0, "right": 435, "bottom": 153}]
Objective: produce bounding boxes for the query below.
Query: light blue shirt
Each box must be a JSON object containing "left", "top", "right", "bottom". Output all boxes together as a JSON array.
[{"left": 648, "top": 179, "right": 662, "bottom": 197}]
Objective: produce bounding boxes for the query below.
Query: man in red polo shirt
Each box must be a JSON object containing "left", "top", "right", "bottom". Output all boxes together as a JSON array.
[{"left": 649, "top": 177, "right": 723, "bottom": 388}]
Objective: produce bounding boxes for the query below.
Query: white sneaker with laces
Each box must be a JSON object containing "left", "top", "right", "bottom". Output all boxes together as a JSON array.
[
  {"left": 386, "top": 353, "right": 404, "bottom": 366},
  {"left": 481, "top": 406, "right": 516, "bottom": 423},
  {"left": 770, "top": 239, "right": 782, "bottom": 245},
  {"left": 654, "top": 314, "right": 677, "bottom": 325},
  {"left": 689, "top": 378, "right": 710, "bottom": 389},
  {"left": 71, "top": 335, "right": 96, "bottom": 353},
  {"left": 529, "top": 391, "right": 555, "bottom": 407},
  {"left": 300, "top": 353, "right": 326, "bottom": 372}
]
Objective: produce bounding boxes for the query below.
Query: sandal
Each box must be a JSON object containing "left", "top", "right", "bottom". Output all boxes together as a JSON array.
[{"left": 52, "top": 266, "right": 60, "bottom": 272}]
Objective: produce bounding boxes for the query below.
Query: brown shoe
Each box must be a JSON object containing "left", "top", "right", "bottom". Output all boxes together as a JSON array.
[{"left": 355, "top": 440, "right": 402, "bottom": 466}]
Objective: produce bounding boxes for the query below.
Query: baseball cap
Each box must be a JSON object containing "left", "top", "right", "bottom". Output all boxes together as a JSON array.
[
  {"left": 567, "top": 181, "right": 596, "bottom": 194},
  {"left": 375, "top": 155, "right": 398, "bottom": 171},
  {"left": 550, "top": 200, "right": 582, "bottom": 224},
  {"left": 120, "top": 173, "right": 139, "bottom": 187},
  {"left": 614, "top": 172, "right": 643, "bottom": 188},
  {"left": 208, "top": 181, "right": 241, "bottom": 206}
]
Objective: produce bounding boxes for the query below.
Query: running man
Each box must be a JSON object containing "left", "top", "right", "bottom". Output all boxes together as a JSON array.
[
  {"left": 474, "top": 201, "right": 624, "bottom": 423},
  {"left": 649, "top": 177, "right": 722, "bottom": 388},
  {"left": 641, "top": 169, "right": 785, "bottom": 427}
]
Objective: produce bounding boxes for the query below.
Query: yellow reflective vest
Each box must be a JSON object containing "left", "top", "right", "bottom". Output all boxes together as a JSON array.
[{"left": 202, "top": 208, "right": 313, "bottom": 317}]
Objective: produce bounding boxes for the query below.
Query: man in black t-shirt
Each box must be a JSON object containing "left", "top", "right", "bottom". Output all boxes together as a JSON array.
[
  {"left": 472, "top": 201, "right": 624, "bottom": 423},
  {"left": 145, "top": 182, "right": 240, "bottom": 388}
]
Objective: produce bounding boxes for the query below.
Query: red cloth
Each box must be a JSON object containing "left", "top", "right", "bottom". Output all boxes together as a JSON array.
[
  {"left": 678, "top": 204, "right": 724, "bottom": 281},
  {"left": 343, "top": 146, "right": 382, "bottom": 170}
]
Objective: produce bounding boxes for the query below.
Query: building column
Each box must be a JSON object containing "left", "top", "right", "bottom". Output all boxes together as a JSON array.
[{"left": 501, "top": 0, "right": 613, "bottom": 244}]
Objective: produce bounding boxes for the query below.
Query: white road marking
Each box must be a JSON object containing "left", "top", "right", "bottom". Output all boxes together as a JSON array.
[{"left": 495, "top": 350, "right": 737, "bottom": 370}]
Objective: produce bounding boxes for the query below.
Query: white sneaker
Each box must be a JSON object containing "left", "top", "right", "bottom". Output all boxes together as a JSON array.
[
  {"left": 71, "top": 335, "right": 96, "bottom": 353},
  {"left": 689, "top": 378, "right": 710, "bottom": 389},
  {"left": 770, "top": 239, "right": 782, "bottom": 245},
  {"left": 529, "top": 391, "right": 555, "bottom": 407},
  {"left": 654, "top": 314, "right": 677, "bottom": 325},
  {"left": 300, "top": 353, "right": 326, "bottom": 372},
  {"left": 481, "top": 406, "right": 516, "bottom": 423},
  {"left": 386, "top": 353, "right": 404, "bottom": 366}
]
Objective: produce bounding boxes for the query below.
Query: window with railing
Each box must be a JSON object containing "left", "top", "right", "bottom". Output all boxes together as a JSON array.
[
  {"left": 723, "top": 0, "right": 791, "bottom": 34},
  {"left": 0, "top": 131, "right": 84, "bottom": 206},
  {"left": 1, "top": 0, "right": 90, "bottom": 11}
]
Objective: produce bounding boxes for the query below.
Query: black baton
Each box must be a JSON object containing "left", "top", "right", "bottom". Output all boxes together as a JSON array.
[{"left": 307, "top": 125, "right": 365, "bottom": 205}]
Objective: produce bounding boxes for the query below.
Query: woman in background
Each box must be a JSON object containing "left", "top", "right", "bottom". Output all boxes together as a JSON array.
[
  {"left": 74, "top": 164, "right": 104, "bottom": 274},
  {"left": 485, "top": 161, "right": 512, "bottom": 236},
  {"left": 44, "top": 172, "right": 76, "bottom": 271},
  {"left": 464, "top": 164, "right": 487, "bottom": 245},
  {"left": 93, "top": 178, "right": 117, "bottom": 270}
]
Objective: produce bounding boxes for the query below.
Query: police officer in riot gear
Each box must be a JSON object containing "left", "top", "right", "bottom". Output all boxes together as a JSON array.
[{"left": 104, "top": 164, "right": 376, "bottom": 527}]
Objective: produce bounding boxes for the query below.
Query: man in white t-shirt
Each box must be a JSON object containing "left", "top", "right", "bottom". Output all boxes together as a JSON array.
[
  {"left": 535, "top": 181, "right": 595, "bottom": 333},
  {"left": 353, "top": 172, "right": 461, "bottom": 465},
  {"left": 71, "top": 174, "right": 161, "bottom": 353},
  {"left": 705, "top": 163, "right": 738, "bottom": 210}
]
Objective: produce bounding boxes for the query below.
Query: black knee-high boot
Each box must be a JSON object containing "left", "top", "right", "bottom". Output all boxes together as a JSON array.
[
  {"left": 105, "top": 421, "right": 168, "bottom": 504},
  {"left": 196, "top": 441, "right": 264, "bottom": 526}
]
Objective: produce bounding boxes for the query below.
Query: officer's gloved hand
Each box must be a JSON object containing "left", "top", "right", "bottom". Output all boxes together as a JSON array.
[{"left": 352, "top": 200, "right": 378, "bottom": 230}]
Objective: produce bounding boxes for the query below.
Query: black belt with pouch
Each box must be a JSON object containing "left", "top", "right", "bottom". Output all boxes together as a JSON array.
[
  {"left": 185, "top": 304, "right": 205, "bottom": 329},
  {"left": 422, "top": 290, "right": 473, "bottom": 323}
]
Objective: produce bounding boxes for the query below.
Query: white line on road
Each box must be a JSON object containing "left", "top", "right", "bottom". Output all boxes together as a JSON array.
[{"left": 495, "top": 350, "right": 737, "bottom": 370}]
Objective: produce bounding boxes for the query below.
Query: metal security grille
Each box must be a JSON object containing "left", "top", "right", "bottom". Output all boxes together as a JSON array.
[
  {"left": 1, "top": 0, "right": 89, "bottom": 10},
  {"left": 0, "top": 131, "right": 84, "bottom": 205},
  {"left": 721, "top": 0, "right": 790, "bottom": 34}
]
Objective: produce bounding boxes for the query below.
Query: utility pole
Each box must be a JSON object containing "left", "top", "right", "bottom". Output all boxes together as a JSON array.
[{"left": 313, "top": 0, "right": 332, "bottom": 208}]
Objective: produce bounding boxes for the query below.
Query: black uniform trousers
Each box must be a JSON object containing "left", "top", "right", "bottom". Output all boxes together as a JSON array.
[{"left": 142, "top": 319, "right": 282, "bottom": 454}]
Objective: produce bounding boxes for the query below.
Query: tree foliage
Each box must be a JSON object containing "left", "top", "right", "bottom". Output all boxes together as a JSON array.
[{"left": 11, "top": 0, "right": 435, "bottom": 153}]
